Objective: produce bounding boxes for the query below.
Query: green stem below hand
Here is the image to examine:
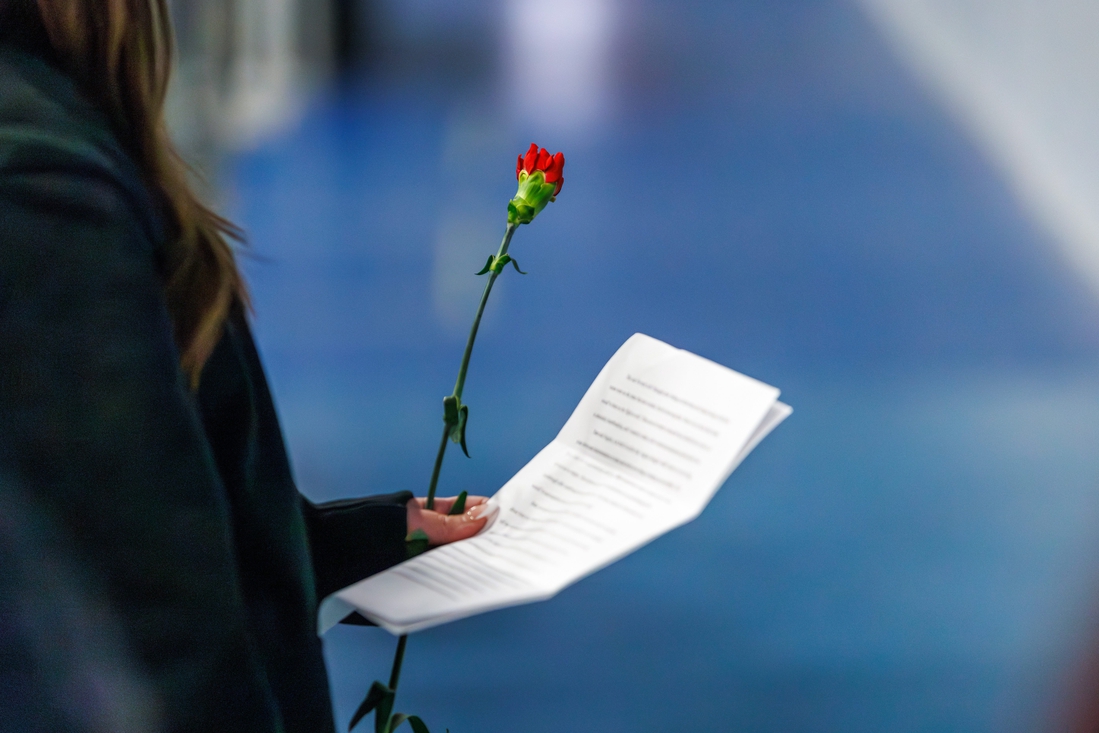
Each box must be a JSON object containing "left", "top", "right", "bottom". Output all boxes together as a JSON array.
[{"left": 389, "top": 635, "right": 408, "bottom": 691}]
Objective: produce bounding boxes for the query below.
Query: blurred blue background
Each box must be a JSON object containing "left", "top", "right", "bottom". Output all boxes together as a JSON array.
[{"left": 173, "top": 0, "right": 1099, "bottom": 730}]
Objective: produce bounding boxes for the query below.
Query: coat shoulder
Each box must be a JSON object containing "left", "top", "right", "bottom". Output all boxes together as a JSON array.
[{"left": 0, "top": 46, "right": 165, "bottom": 243}]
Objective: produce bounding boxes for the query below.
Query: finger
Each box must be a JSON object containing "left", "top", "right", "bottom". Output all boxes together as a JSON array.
[
  {"left": 415, "top": 496, "right": 456, "bottom": 513},
  {"left": 415, "top": 495, "right": 489, "bottom": 513},
  {"left": 436, "top": 495, "right": 488, "bottom": 514},
  {"left": 419, "top": 504, "right": 496, "bottom": 545}
]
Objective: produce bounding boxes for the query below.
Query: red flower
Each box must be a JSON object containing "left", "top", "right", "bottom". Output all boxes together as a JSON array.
[{"left": 516, "top": 143, "right": 565, "bottom": 196}]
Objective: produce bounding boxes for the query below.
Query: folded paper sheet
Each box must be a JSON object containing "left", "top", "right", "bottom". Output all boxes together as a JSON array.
[{"left": 322, "top": 334, "right": 791, "bottom": 635}]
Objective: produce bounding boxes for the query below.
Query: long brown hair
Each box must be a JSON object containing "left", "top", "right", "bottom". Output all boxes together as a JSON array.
[{"left": 31, "top": 0, "right": 248, "bottom": 387}]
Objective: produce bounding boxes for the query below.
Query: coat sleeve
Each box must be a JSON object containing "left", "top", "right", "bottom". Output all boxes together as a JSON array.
[
  {"left": 0, "top": 148, "right": 284, "bottom": 731},
  {"left": 301, "top": 491, "right": 413, "bottom": 601}
]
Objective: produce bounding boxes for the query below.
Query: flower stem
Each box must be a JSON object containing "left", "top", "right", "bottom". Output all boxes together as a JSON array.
[
  {"left": 424, "top": 425, "right": 450, "bottom": 512},
  {"left": 454, "top": 223, "right": 517, "bottom": 401},
  {"left": 425, "top": 222, "right": 518, "bottom": 511},
  {"left": 389, "top": 635, "right": 408, "bottom": 691}
]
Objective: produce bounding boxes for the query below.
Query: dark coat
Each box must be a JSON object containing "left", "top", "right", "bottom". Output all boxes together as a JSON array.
[{"left": 0, "top": 43, "right": 410, "bottom": 732}]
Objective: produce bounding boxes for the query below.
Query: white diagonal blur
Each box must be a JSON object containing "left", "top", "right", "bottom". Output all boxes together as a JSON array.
[
  {"left": 220, "top": 0, "right": 302, "bottom": 149},
  {"left": 858, "top": 0, "right": 1099, "bottom": 296},
  {"left": 505, "top": 0, "right": 617, "bottom": 134}
]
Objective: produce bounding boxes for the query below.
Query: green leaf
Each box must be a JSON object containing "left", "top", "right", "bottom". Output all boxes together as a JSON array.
[
  {"left": 348, "top": 681, "right": 391, "bottom": 732},
  {"left": 448, "top": 405, "right": 470, "bottom": 457},
  {"left": 456, "top": 404, "right": 470, "bottom": 457},
  {"left": 448, "top": 491, "right": 468, "bottom": 516},
  {"left": 492, "top": 254, "right": 512, "bottom": 274},
  {"left": 387, "top": 714, "right": 432, "bottom": 733},
  {"left": 474, "top": 254, "right": 495, "bottom": 276},
  {"left": 508, "top": 256, "right": 527, "bottom": 275},
  {"left": 375, "top": 690, "right": 395, "bottom": 733},
  {"left": 405, "top": 529, "right": 430, "bottom": 558}
]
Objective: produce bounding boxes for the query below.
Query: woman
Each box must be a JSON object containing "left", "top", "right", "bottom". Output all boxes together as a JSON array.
[{"left": 0, "top": 1, "right": 489, "bottom": 730}]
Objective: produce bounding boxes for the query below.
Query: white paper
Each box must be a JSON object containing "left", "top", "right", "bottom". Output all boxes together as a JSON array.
[{"left": 325, "top": 334, "right": 790, "bottom": 635}]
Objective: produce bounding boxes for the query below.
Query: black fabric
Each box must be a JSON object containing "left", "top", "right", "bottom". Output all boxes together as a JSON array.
[
  {"left": 0, "top": 472, "right": 160, "bottom": 733},
  {"left": 0, "top": 1, "right": 51, "bottom": 58},
  {"left": 0, "top": 44, "right": 411, "bottom": 732},
  {"left": 302, "top": 495, "right": 414, "bottom": 601}
]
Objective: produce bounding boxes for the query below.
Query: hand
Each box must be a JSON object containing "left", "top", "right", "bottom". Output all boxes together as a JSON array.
[{"left": 406, "top": 495, "right": 495, "bottom": 546}]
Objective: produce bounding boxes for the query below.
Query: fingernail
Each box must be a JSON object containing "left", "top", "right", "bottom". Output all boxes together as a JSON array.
[{"left": 467, "top": 503, "right": 498, "bottom": 522}]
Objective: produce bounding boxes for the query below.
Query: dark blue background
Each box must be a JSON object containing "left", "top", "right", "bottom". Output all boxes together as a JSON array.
[{"left": 227, "top": 1, "right": 1099, "bottom": 730}]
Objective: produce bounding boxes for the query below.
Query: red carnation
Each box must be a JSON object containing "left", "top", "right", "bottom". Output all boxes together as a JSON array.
[
  {"left": 516, "top": 143, "right": 565, "bottom": 196},
  {"left": 509, "top": 143, "right": 565, "bottom": 225}
]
